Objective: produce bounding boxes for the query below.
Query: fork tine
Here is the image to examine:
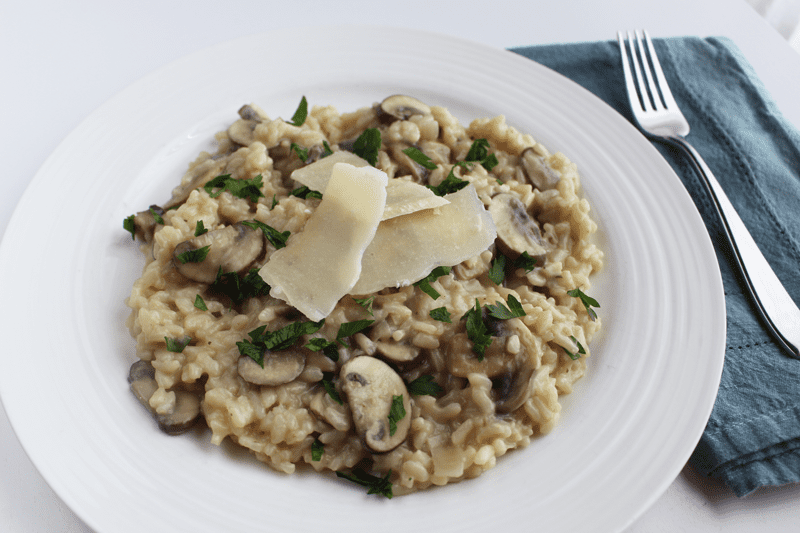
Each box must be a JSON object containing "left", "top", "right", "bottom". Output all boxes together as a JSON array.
[
  {"left": 626, "top": 31, "right": 654, "bottom": 112},
  {"left": 641, "top": 30, "right": 680, "bottom": 111},
  {"left": 635, "top": 30, "right": 664, "bottom": 112},
  {"left": 617, "top": 31, "right": 642, "bottom": 114}
]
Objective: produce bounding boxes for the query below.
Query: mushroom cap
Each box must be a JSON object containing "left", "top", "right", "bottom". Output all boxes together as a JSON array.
[
  {"left": 378, "top": 95, "right": 432, "bottom": 122},
  {"left": 237, "top": 349, "right": 306, "bottom": 387},
  {"left": 488, "top": 193, "right": 550, "bottom": 261},
  {"left": 520, "top": 148, "right": 561, "bottom": 191},
  {"left": 173, "top": 222, "right": 264, "bottom": 283}
]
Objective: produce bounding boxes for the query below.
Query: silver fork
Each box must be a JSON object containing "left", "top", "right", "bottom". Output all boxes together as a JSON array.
[{"left": 618, "top": 29, "right": 800, "bottom": 359}]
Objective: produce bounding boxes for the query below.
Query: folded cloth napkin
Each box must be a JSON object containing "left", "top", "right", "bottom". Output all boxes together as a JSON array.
[{"left": 510, "top": 37, "right": 800, "bottom": 497}]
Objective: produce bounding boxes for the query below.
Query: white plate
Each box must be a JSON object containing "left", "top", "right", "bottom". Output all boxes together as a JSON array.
[{"left": 0, "top": 26, "right": 725, "bottom": 533}]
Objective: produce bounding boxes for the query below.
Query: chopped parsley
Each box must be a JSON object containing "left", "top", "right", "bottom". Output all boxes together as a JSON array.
[
  {"left": 514, "top": 251, "right": 538, "bottom": 272},
  {"left": 304, "top": 337, "right": 340, "bottom": 362},
  {"left": 388, "top": 395, "right": 406, "bottom": 436},
  {"left": 465, "top": 138, "right": 499, "bottom": 171},
  {"left": 290, "top": 142, "right": 309, "bottom": 162},
  {"left": 484, "top": 294, "right": 525, "bottom": 320},
  {"left": 123, "top": 215, "right": 136, "bottom": 239},
  {"left": 194, "top": 220, "right": 208, "bottom": 236},
  {"left": 406, "top": 375, "right": 444, "bottom": 396},
  {"left": 488, "top": 254, "right": 506, "bottom": 285},
  {"left": 149, "top": 207, "right": 164, "bottom": 225},
  {"left": 209, "top": 267, "right": 271, "bottom": 305},
  {"left": 270, "top": 194, "right": 278, "bottom": 209},
  {"left": 175, "top": 245, "right": 211, "bottom": 264},
  {"left": 353, "top": 296, "right": 375, "bottom": 316},
  {"left": 401, "top": 146, "right": 438, "bottom": 170},
  {"left": 288, "top": 95, "right": 308, "bottom": 126},
  {"left": 311, "top": 438, "right": 324, "bottom": 461},
  {"left": 413, "top": 266, "right": 451, "bottom": 299},
  {"left": 165, "top": 335, "right": 191, "bottom": 353},
  {"left": 336, "top": 468, "right": 393, "bottom": 498},
  {"left": 429, "top": 306, "right": 452, "bottom": 323},
  {"left": 240, "top": 219, "right": 290, "bottom": 249},
  {"left": 290, "top": 185, "right": 323, "bottom": 200},
  {"left": 321, "top": 372, "right": 343, "bottom": 404},
  {"left": 352, "top": 128, "right": 381, "bottom": 166},
  {"left": 236, "top": 319, "right": 325, "bottom": 367},
  {"left": 336, "top": 319, "right": 375, "bottom": 345},
  {"left": 427, "top": 161, "right": 471, "bottom": 196},
  {"left": 321, "top": 140, "right": 334, "bottom": 157},
  {"left": 464, "top": 299, "right": 492, "bottom": 360},
  {"left": 567, "top": 288, "right": 600, "bottom": 321},
  {"left": 564, "top": 335, "right": 586, "bottom": 360},
  {"left": 193, "top": 294, "right": 208, "bottom": 311},
  {"left": 203, "top": 174, "right": 265, "bottom": 203}
]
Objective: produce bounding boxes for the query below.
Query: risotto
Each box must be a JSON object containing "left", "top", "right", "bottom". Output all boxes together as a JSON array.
[{"left": 123, "top": 95, "right": 603, "bottom": 497}]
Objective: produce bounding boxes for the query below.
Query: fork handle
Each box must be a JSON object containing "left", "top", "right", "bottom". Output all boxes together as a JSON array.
[{"left": 667, "top": 135, "right": 800, "bottom": 358}]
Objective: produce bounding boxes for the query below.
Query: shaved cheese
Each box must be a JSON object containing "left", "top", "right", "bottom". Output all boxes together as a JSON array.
[
  {"left": 382, "top": 179, "right": 450, "bottom": 220},
  {"left": 350, "top": 185, "right": 496, "bottom": 295},
  {"left": 259, "top": 163, "right": 388, "bottom": 320},
  {"left": 290, "top": 151, "right": 370, "bottom": 193}
]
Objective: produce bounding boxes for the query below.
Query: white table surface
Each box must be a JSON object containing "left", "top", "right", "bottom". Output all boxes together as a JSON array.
[{"left": 2, "top": 0, "right": 800, "bottom": 531}]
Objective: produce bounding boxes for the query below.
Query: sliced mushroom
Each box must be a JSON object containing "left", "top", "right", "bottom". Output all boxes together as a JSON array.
[
  {"left": 163, "top": 158, "right": 225, "bottom": 210},
  {"left": 237, "top": 349, "right": 306, "bottom": 386},
  {"left": 340, "top": 356, "right": 411, "bottom": 453},
  {"left": 173, "top": 222, "right": 264, "bottom": 283},
  {"left": 127, "top": 360, "right": 201, "bottom": 435},
  {"left": 132, "top": 205, "right": 165, "bottom": 244},
  {"left": 491, "top": 363, "right": 535, "bottom": 414},
  {"left": 378, "top": 95, "right": 432, "bottom": 122},
  {"left": 238, "top": 104, "right": 265, "bottom": 123},
  {"left": 375, "top": 340, "right": 420, "bottom": 362},
  {"left": 488, "top": 193, "right": 550, "bottom": 263},
  {"left": 390, "top": 144, "right": 431, "bottom": 183},
  {"left": 227, "top": 110, "right": 262, "bottom": 146},
  {"left": 520, "top": 148, "right": 561, "bottom": 191}
]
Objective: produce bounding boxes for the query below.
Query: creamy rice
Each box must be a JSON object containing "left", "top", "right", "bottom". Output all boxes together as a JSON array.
[{"left": 124, "top": 96, "right": 603, "bottom": 496}]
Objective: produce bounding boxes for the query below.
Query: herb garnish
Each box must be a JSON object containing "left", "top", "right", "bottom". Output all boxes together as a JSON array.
[
  {"left": 165, "top": 336, "right": 191, "bottom": 353},
  {"left": 401, "top": 146, "right": 438, "bottom": 170},
  {"left": 353, "top": 296, "right": 375, "bottom": 316},
  {"left": 406, "top": 375, "right": 444, "bottom": 396},
  {"left": 321, "top": 372, "right": 343, "bottom": 404},
  {"left": 484, "top": 294, "right": 525, "bottom": 320},
  {"left": 149, "top": 207, "right": 165, "bottom": 225},
  {"left": 311, "top": 439, "right": 324, "bottom": 461},
  {"left": 123, "top": 215, "right": 136, "bottom": 239},
  {"left": 567, "top": 288, "right": 600, "bottom": 321},
  {"left": 413, "top": 266, "right": 451, "bottom": 299},
  {"left": 305, "top": 337, "right": 340, "bottom": 361},
  {"left": 514, "top": 251, "right": 538, "bottom": 272},
  {"left": 175, "top": 245, "right": 211, "bottom": 264},
  {"left": 290, "top": 185, "right": 323, "bottom": 200},
  {"left": 194, "top": 220, "right": 208, "bottom": 236},
  {"left": 465, "top": 138, "right": 499, "bottom": 171},
  {"left": 427, "top": 162, "right": 471, "bottom": 196},
  {"left": 336, "top": 468, "right": 393, "bottom": 498},
  {"left": 209, "top": 267, "right": 270, "bottom": 305},
  {"left": 240, "top": 220, "right": 290, "bottom": 249},
  {"left": 429, "top": 306, "right": 452, "bottom": 323},
  {"left": 236, "top": 319, "right": 324, "bottom": 366},
  {"left": 270, "top": 194, "right": 278, "bottom": 209},
  {"left": 336, "top": 319, "right": 374, "bottom": 345},
  {"left": 203, "top": 174, "right": 265, "bottom": 203},
  {"left": 290, "top": 142, "right": 309, "bottom": 162},
  {"left": 464, "top": 299, "right": 493, "bottom": 360},
  {"left": 388, "top": 395, "right": 406, "bottom": 436},
  {"left": 564, "top": 335, "right": 586, "bottom": 360},
  {"left": 194, "top": 294, "right": 208, "bottom": 311},
  {"left": 352, "top": 128, "right": 381, "bottom": 166},
  {"left": 488, "top": 254, "right": 506, "bottom": 285},
  {"left": 288, "top": 96, "right": 308, "bottom": 127},
  {"left": 322, "top": 140, "right": 334, "bottom": 157}
]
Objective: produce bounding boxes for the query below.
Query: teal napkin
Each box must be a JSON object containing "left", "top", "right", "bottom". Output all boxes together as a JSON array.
[{"left": 510, "top": 37, "right": 800, "bottom": 497}]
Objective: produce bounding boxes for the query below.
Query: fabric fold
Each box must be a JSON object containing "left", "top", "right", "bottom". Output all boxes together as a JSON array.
[{"left": 510, "top": 36, "right": 800, "bottom": 497}]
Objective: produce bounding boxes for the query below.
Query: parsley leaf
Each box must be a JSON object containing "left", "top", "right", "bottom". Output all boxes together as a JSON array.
[
  {"left": 406, "top": 375, "right": 444, "bottom": 396},
  {"left": 353, "top": 296, "right": 375, "bottom": 316},
  {"left": 149, "top": 207, "right": 164, "bottom": 225},
  {"left": 290, "top": 185, "right": 323, "bottom": 200},
  {"left": 290, "top": 142, "right": 309, "bottom": 162},
  {"left": 464, "top": 299, "right": 492, "bottom": 360},
  {"left": 194, "top": 294, "right": 208, "bottom": 311},
  {"left": 352, "top": 128, "right": 381, "bottom": 166},
  {"left": 514, "top": 251, "right": 538, "bottom": 272},
  {"left": 209, "top": 267, "right": 270, "bottom": 305},
  {"left": 270, "top": 194, "right": 278, "bottom": 209},
  {"left": 322, "top": 140, "right": 333, "bottom": 157},
  {"left": 311, "top": 439, "right": 324, "bottom": 461},
  {"left": 567, "top": 288, "right": 600, "bottom": 321},
  {"left": 488, "top": 254, "right": 506, "bottom": 285},
  {"left": 336, "top": 319, "right": 374, "bottom": 346},
  {"left": 240, "top": 219, "right": 290, "bottom": 249},
  {"left": 123, "top": 215, "right": 136, "bottom": 239},
  {"left": 304, "top": 337, "right": 340, "bottom": 362},
  {"left": 429, "top": 306, "right": 452, "bottom": 323},
  {"left": 484, "top": 294, "right": 525, "bottom": 320},
  {"left": 321, "top": 372, "right": 343, "bottom": 404},
  {"left": 203, "top": 174, "right": 265, "bottom": 203},
  {"left": 194, "top": 220, "right": 208, "bottom": 236},
  {"left": 402, "top": 146, "right": 438, "bottom": 170},
  {"left": 413, "top": 266, "right": 451, "bottom": 299},
  {"left": 336, "top": 468, "right": 393, "bottom": 498},
  {"left": 427, "top": 162, "right": 471, "bottom": 196},
  {"left": 564, "top": 335, "right": 587, "bottom": 360},
  {"left": 388, "top": 395, "right": 406, "bottom": 436},
  {"left": 288, "top": 95, "right": 308, "bottom": 127},
  {"left": 175, "top": 245, "right": 211, "bottom": 264},
  {"left": 237, "top": 319, "right": 325, "bottom": 367},
  {"left": 165, "top": 335, "right": 191, "bottom": 353},
  {"left": 465, "top": 138, "right": 499, "bottom": 171}
]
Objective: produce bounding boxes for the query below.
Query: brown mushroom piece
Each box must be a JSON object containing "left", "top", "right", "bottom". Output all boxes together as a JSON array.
[
  {"left": 378, "top": 95, "right": 432, "bottom": 123},
  {"left": 520, "top": 148, "right": 561, "bottom": 191},
  {"left": 390, "top": 144, "right": 431, "bottom": 183},
  {"left": 127, "top": 360, "right": 201, "bottom": 435},
  {"left": 237, "top": 349, "right": 306, "bottom": 386},
  {"left": 491, "top": 363, "right": 535, "bottom": 414},
  {"left": 132, "top": 205, "right": 165, "bottom": 244},
  {"left": 488, "top": 193, "right": 550, "bottom": 264},
  {"left": 340, "top": 356, "right": 411, "bottom": 453},
  {"left": 173, "top": 222, "right": 264, "bottom": 283}
]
